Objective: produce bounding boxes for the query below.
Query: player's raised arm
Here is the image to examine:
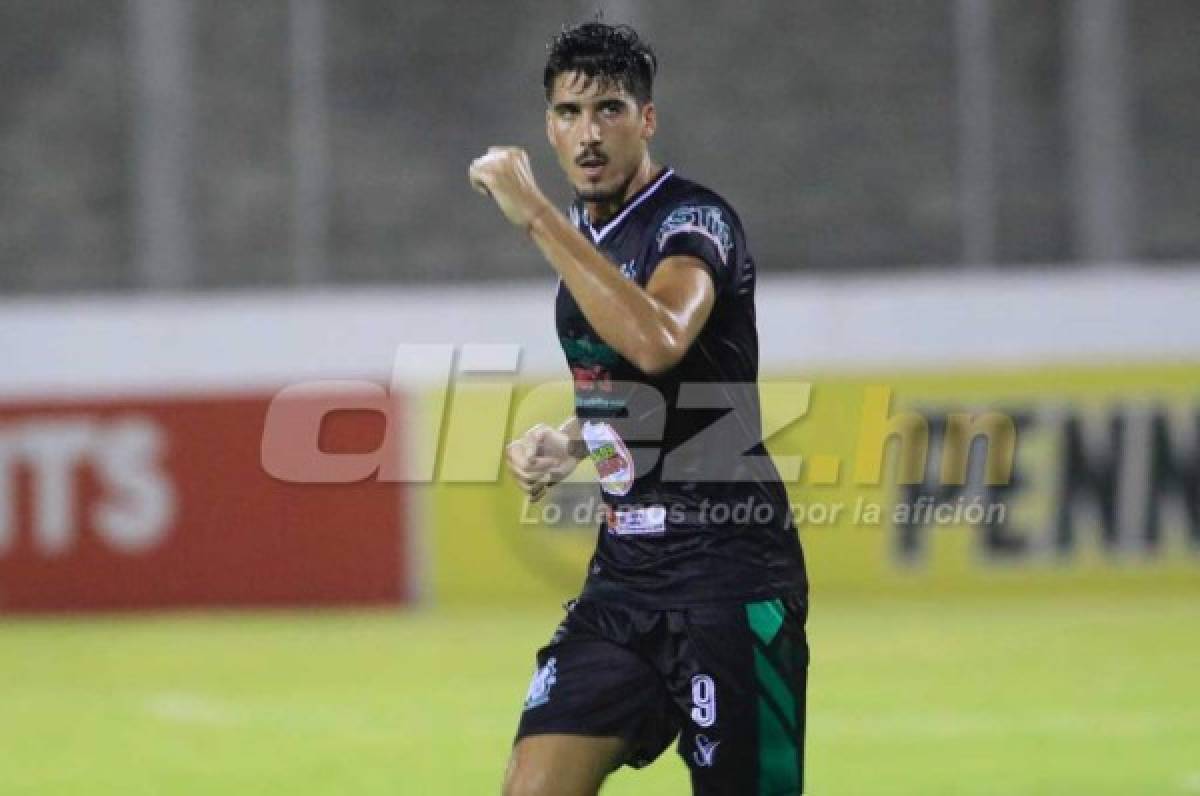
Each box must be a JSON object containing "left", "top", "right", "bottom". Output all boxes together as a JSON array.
[
  {"left": 529, "top": 206, "right": 716, "bottom": 374},
  {"left": 468, "top": 147, "right": 714, "bottom": 374}
]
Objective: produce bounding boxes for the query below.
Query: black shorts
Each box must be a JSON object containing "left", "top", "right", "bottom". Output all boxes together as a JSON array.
[{"left": 514, "top": 592, "right": 808, "bottom": 795}]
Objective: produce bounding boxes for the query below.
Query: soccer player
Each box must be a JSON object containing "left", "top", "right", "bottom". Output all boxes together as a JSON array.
[{"left": 469, "top": 21, "right": 809, "bottom": 796}]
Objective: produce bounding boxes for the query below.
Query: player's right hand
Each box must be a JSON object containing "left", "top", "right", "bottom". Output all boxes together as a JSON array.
[
  {"left": 468, "top": 146, "right": 553, "bottom": 233},
  {"left": 505, "top": 423, "right": 581, "bottom": 502}
]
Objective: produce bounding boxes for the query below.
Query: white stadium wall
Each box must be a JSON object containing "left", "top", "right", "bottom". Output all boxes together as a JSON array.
[{"left": 4, "top": 267, "right": 1200, "bottom": 396}]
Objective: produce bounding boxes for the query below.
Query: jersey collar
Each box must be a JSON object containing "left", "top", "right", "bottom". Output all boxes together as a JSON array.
[{"left": 575, "top": 167, "right": 675, "bottom": 245}]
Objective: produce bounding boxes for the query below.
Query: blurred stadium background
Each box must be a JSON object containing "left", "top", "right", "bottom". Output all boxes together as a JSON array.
[{"left": 2, "top": 1, "right": 1198, "bottom": 794}]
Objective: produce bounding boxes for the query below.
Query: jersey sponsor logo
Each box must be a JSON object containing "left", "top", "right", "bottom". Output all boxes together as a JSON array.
[
  {"left": 605, "top": 504, "right": 667, "bottom": 536},
  {"left": 570, "top": 364, "right": 612, "bottom": 393},
  {"left": 523, "top": 656, "right": 557, "bottom": 710},
  {"left": 575, "top": 394, "right": 627, "bottom": 412},
  {"left": 561, "top": 335, "right": 620, "bottom": 367},
  {"left": 565, "top": 337, "right": 627, "bottom": 412},
  {"left": 692, "top": 734, "right": 721, "bottom": 768},
  {"left": 581, "top": 421, "right": 635, "bottom": 496},
  {"left": 656, "top": 205, "right": 734, "bottom": 265}
]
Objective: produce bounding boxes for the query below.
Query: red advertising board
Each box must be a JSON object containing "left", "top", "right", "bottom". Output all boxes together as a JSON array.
[{"left": 0, "top": 391, "right": 408, "bottom": 612}]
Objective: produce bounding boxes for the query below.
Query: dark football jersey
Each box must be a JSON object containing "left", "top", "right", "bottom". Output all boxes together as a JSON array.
[{"left": 555, "top": 167, "right": 808, "bottom": 607}]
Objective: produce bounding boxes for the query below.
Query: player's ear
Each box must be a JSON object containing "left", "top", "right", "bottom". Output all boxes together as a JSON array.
[
  {"left": 640, "top": 101, "right": 657, "bottom": 141},
  {"left": 545, "top": 107, "right": 556, "bottom": 147}
]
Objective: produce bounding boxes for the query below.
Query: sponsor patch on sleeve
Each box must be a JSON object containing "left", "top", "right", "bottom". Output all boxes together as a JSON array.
[{"left": 656, "top": 205, "right": 734, "bottom": 265}]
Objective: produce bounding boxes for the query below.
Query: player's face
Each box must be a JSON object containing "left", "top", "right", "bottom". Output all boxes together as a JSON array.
[{"left": 546, "top": 72, "right": 656, "bottom": 204}]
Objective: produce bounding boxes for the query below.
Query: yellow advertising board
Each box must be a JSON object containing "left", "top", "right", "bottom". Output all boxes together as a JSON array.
[{"left": 427, "top": 362, "right": 1200, "bottom": 605}]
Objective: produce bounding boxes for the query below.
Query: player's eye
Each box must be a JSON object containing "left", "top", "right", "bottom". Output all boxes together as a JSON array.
[{"left": 600, "top": 102, "right": 624, "bottom": 117}]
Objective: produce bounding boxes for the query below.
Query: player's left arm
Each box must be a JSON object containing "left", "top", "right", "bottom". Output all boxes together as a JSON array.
[{"left": 468, "top": 146, "right": 715, "bottom": 374}]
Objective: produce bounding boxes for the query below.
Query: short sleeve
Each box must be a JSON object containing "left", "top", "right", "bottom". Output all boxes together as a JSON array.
[{"left": 652, "top": 204, "right": 736, "bottom": 292}]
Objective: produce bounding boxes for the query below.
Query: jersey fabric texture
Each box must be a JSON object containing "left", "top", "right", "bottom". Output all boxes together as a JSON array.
[{"left": 555, "top": 167, "right": 808, "bottom": 608}]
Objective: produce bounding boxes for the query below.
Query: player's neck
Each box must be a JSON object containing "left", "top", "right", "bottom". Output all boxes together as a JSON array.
[{"left": 583, "top": 157, "right": 663, "bottom": 228}]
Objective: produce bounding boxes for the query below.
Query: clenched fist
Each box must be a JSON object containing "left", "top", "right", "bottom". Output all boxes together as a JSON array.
[
  {"left": 468, "top": 146, "right": 554, "bottom": 232},
  {"left": 505, "top": 423, "right": 583, "bottom": 502}
]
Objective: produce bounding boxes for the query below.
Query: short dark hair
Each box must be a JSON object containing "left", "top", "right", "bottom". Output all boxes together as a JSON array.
[{"left": 543, "top": 21, "right": 658, "bottom": 106}]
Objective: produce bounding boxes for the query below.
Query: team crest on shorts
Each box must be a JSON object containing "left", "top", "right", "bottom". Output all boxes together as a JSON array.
[{"left": 523, "top": 657, "right": 557, "bottom": 710}]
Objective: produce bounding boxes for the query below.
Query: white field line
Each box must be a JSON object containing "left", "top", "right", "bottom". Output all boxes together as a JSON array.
[{"left": 144, "top": 691, "right": 240, "bottom": 726}]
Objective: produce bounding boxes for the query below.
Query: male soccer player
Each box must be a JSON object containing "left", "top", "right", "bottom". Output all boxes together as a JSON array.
[{"left": 469, "top": 21, "right": 808, "bottom": 796}]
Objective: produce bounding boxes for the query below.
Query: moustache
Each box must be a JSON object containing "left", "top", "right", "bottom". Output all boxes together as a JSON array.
[{"left": 575, "top": 152, "right": 608, "bottom": 166}]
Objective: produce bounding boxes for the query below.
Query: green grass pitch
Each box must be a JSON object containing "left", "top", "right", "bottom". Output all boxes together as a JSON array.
[{"left": 1, "top": 590, "right": 1197, "bottom": 794}]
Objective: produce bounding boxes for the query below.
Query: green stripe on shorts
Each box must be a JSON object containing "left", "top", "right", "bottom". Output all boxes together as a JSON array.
[
  {"left": 746, "top": 597, "right": 786, "bottom": 646},
  {"left": 747, "top": 598, "right": 802, "bottom": 795}
]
